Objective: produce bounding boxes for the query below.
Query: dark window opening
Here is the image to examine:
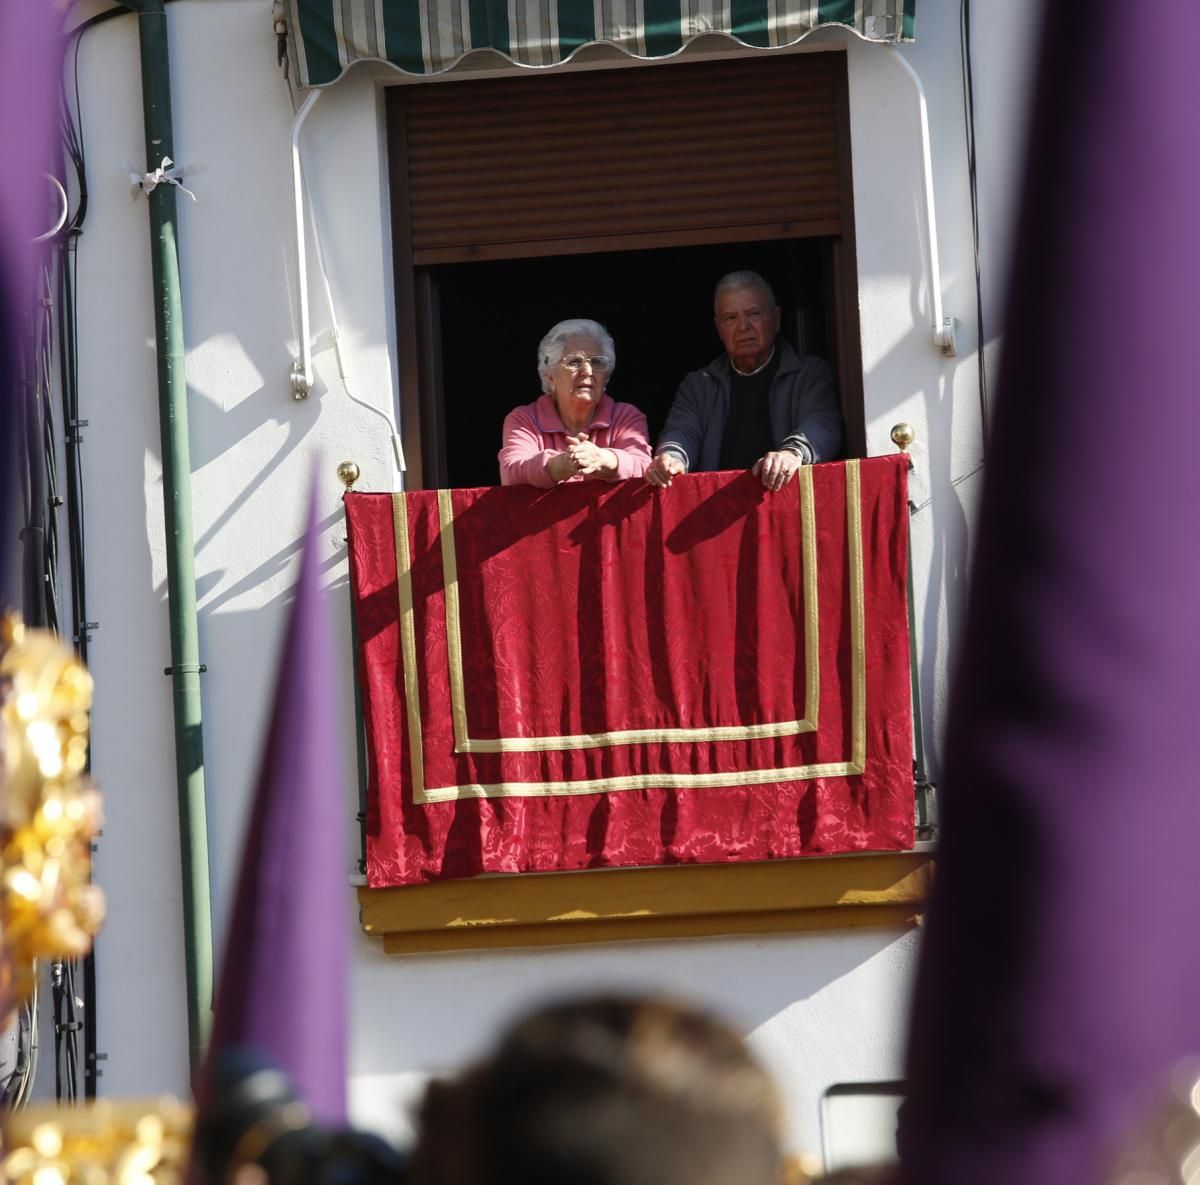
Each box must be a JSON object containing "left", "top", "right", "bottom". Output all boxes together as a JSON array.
[{"left": 434, "top": 238, "right": 835, "bottom": 489}]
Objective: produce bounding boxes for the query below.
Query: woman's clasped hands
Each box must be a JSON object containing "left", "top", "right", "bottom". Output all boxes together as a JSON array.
[{"left": 546, "top": 432, "right": 616, "bottom": 481}]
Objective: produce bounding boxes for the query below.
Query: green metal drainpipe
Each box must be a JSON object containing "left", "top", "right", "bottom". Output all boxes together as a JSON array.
[{"left": 123, "top": 0, "right": 213, "bottom": 1071}]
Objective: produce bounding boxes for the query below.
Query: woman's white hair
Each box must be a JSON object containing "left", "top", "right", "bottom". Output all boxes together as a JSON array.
[{"left": 536, "top": 318, "right": 616, "bottom": 393}]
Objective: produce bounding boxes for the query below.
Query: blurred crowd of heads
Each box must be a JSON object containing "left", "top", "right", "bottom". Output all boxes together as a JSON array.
[{"left": 196, "top": 993, "right": 842, "bottom": 1185}]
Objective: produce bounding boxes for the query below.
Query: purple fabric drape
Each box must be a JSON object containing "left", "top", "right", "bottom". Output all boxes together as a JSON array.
[
  {"left": 0, "top": 1, "right": 61, "bottom": 605},
  {"left": 900, "top": 5, "right": 1200, "bottom": 1183},
  {"left": 200, "top": 480, "right": 349, "bottom": 1124}
]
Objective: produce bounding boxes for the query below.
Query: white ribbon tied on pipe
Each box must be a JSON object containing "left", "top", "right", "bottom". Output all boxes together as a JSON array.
[{"left": 132, "top": 156, "right": 196, "bottom": 201}]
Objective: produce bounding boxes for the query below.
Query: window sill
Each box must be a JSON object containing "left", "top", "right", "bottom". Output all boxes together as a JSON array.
[{"left": 358, "top": 850, "right": 933, "bottom": 955}]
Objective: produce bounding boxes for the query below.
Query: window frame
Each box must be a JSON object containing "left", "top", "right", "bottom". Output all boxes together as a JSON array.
[{"left": 384, "top": 47, "right": 868, "bottom": 488}]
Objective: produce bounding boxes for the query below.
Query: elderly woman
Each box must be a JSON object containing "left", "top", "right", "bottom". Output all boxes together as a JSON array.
[{"left": 499, "top": 318, "right": 652, "bottom": 487}]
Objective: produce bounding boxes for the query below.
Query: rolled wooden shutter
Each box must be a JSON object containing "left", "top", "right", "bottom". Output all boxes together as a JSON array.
[{"left": 391, "top": 53, "right": 845, "bottom": 265}]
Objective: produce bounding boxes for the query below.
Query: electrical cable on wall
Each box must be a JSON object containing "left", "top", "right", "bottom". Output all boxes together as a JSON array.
[
  {"left": 961, "top": 0, "right": 989, "bottom": 440},
  {"left": 31, "top": 12, "right": 105, "bottom": 1103},
  {"left": 4, "top": 197, "right": 62, "bottom": 1115}
]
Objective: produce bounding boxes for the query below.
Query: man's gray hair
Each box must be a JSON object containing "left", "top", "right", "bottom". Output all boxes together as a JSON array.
[
  {"left": 714, "top": 270, "right": 777, "bottom": 312},
  {"left": 537, "top": 318, "right": 617, "bottom": 393}
]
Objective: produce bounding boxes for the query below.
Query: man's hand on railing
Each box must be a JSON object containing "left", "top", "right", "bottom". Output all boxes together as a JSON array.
[
  {"left": 753, "top": 450, "right": 802, "bottom": 492},
  {"left": 646, "top": 452, "right": 686, "bottom": 488}
]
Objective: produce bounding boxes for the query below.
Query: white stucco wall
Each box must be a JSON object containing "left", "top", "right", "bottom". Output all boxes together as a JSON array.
[
  {"left": 846, "top": 1, "right": 1039, "bottom": 789},
  {"left": 348, "top": 927, "right": 920, "bottom": 1158},
  {"left": 54, "top": 0, "right": 1038, "bottom": 1163}
]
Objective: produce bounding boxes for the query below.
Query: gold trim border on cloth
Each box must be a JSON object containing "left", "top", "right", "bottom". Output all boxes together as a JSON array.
[
  {"left": 435, "top": 466, "right": 820, "bottom": 752},
  {"left": 392, "top": 461, "right": 866, "bottom": 803},
  {"left": 358, "top": 849, "right": 932, "bottom": 955}
]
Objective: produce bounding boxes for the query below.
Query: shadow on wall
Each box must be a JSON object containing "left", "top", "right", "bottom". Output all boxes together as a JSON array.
[
  {"left": 346, "top": 925, "right": 916, "bottom": 1075},
  {"left": 196, "top": 530, "right": 360, "bottom": 947},
  {"left": 194, "top": 508, "right": 346, "bottom": 615},
  {"left": 908, "top": 250, "right": 973, "bottom": 791},
  {"left": 184, "top": 385, "right": 322, "bottom": 554},
  {"left": 855, "top": 272, "right": 977, "bottom": 788}
]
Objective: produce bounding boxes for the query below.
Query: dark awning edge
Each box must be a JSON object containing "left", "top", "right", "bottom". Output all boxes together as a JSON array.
[{"left": 287, "top": 1, "right": 916, "bottom": 90}]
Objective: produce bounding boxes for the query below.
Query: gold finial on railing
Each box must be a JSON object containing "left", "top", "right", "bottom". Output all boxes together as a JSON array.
[
  {"left": 336, "top": 461, "right": 361, "bottom": 491},
  {"left": 890, "top": 423, "right": 915, "bottom": 453}
]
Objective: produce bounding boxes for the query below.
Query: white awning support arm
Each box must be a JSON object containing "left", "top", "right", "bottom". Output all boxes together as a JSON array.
[
  {"left": 290, "top": 88, "right": 322, "bottom": 398},
  {"left": 888, "top": 46, "right": 957, "bottom": 356}
]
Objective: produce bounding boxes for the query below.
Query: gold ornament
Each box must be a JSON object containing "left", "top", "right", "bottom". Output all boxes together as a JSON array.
[
  {"left": 0, "top": 612, "right": 105, "bottom": 1026},
  {"left": 890, "top": 423, "right": 915, "bottom": 452},
  {"left": 336, "top": 461, "right": 360, "bottom": 491},
  {"left": 1, "top": 1098, "right": 193, "bottom": 1185}
]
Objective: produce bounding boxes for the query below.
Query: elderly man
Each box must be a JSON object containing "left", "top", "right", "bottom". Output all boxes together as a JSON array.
[{"left": 646, "top": 270, "right": 844, "bottom": 491}]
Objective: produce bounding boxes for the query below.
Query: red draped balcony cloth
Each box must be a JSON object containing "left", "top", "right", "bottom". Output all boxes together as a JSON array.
[{"left": 346, "top": 456, "right": 914, "bottom": 886}]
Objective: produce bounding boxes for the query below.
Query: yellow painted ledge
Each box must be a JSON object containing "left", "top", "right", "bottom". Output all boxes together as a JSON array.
[{"left": 359, "top": 851, "right": 933, "bottom": 955}]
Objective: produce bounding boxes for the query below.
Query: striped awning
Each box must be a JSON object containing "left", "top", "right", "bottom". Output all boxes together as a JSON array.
[{"left": 286, "top": 1, "right": 915, "bottom": 88}]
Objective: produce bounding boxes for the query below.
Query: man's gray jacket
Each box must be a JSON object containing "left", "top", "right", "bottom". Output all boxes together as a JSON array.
[{"left": 656, "top": 340, "right": 843, "bottom": 470}]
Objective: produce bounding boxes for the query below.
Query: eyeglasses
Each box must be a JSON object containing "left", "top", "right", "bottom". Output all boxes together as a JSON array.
[{"left": 559, "top": 355, "right": 612, "bottom": 373}]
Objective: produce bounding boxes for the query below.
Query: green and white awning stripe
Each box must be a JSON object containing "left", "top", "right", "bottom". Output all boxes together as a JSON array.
[{"left": 286, "top": 0, "right": 915, "bottom": 88}]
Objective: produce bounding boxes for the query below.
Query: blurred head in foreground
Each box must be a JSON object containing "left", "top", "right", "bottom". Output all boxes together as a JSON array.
[
  {"left": 192, "top": 1049, "right": 406, "bottom": 1185},
  {"left": 408, "top": 995, "right": 784, "bottom": 1185}
]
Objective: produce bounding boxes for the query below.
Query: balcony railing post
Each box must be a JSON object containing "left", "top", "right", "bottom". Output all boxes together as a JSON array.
[
  {"left": 338, "top": 462, "right": 370, "bottom": 876},
  {"left": 891, "top": 424, "right": 937, "bottom": 840}
]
